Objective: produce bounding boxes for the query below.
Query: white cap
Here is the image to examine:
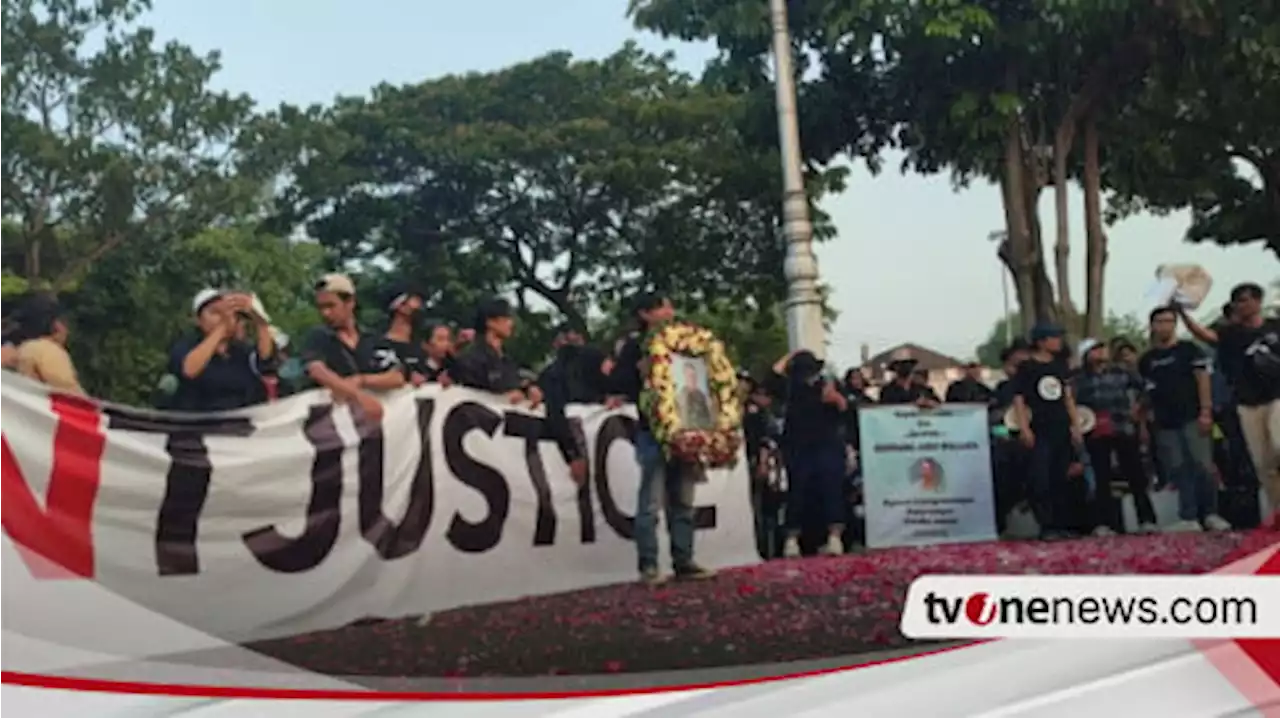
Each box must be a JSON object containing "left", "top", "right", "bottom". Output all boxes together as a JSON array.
[
  {"left": 192, "top": 288, "right": 224, "bottom": 314},
  {"left": 1077, "top": 337, "right": 1103, "bottom": 364},
  {"left": 249, "top": 293, "right": 271, "bottom": 323},
  {"left": 315, "top": 273, "right": 356, "bottom": 295}
]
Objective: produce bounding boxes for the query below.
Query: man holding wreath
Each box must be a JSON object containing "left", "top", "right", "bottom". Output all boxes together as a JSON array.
[{"left": 608, "top": 292, "right": 716, "bottom": 586}]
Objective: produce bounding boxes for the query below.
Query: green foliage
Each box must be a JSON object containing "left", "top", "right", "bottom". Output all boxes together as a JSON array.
[
  {"left": 1104, "top": 2, "right": 1280, "bottom": 257},
  {"left": 252, "top": 43, "right": 843, "bottom": 336},
  {"left": 1, "top": 0, "right": 266, "bottom": 288}
]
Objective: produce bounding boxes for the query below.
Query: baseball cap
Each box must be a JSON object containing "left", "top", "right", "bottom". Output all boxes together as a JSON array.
[
  {"left": 192, "top": 288, "right": 224, "bottom": 314},
  {"left": 386, "top": 283, "right": 425, "bottom": 312},
  {"left": 1077, "top": 337, "right": 1103, "bottom": 363},
  {"left": 314, "top": 273, "right": 356, "bottom": 296},
  {"left": 1030, "top": 323, "right": 1065, "bottom": 342},
  {"left": 248, "top": 293, "right": 271, "bottom": 323}
]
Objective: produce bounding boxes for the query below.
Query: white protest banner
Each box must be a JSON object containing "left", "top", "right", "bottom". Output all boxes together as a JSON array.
[
  {"left": 859, "top": 404, "right": 997, "bottom": 549},
  {"left": 0, "top": 374, "right": 757, "bottom": 652}
]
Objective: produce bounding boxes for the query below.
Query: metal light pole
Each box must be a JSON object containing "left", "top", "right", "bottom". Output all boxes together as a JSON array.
[{"left": 769, "top": 0, "right": 826, "bottom": 359}]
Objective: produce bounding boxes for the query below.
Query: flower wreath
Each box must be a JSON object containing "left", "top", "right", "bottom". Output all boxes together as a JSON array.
[{"left": 637, "top": 321, "right": 742, "bottom": 468}]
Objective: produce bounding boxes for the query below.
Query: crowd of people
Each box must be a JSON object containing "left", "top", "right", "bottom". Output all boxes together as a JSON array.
[
  {"left": 2, "top": 276, "right": 1277, "bottom": 585},
  {"left": 744, "top": 282, "right": 1279, "bottom": 559}
]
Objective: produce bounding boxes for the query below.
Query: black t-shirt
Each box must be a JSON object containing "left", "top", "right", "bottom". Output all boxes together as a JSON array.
[
  {"left": 878, "top": 381, "right": 939, "bottom": 405},
  {"left": 1138, "top": 341, "right": 1210, "bottom": 428},
  {"left": 421, "top": 355, "right": 452, "bottom": 383},
  {"left": 743, "top": 402, "right": 775, "bottom": 460},
  {"left": 1012, "top": 357, "right": 1070, "bottom": 432},
  {"left": 945, "top": 377, "right": 994, "bottom": 404},
  {"left": 1217, "top": 318, "right": 1280, "bottom": 406},
  {"left": 299, "top": 325, "right": 401, "bottom": 384},
  {"left": 385, "top": 338, "right": 428, "bottom": 381},
  {"left": 777, "top": 375, "right": 843, "bottom": 449},
  {"left": 167, "top": 336, "right": 267, "bottom": 412},
  {"left": 993, "top": 378, "right": 1018, "bottom": 410}
]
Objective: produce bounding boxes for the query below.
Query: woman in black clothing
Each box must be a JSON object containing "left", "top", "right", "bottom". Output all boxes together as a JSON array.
[{"left": 769, "top": 350, "right": 849, "bottom": 558}]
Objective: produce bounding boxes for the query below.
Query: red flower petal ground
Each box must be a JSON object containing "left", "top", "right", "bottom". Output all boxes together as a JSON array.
[{"left": 245, "top": 531, "right": 1277, "bottom": 678}]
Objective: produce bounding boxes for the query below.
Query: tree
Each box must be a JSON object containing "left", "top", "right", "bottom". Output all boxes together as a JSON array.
[
  {"left": 253, "top": 43, "right": 842, "bottom": 340},
  {"left": 1105, "top": 2, "right": 1280, "bottom": 259},
  {"left": 974, "top": 310, "right": 1146, "bottom": 367},
  {"left": 1, "top": 0, "right": 265, "bottom": 292},
  {"left": 629, "top": 0, "right": 1243, "bottom": 337}
]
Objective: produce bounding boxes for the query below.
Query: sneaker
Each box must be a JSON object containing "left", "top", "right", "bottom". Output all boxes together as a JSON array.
[
  {"left": 639, "top": 566, "right": 667, "bottom": 586},
  {"left": 1138, "top": 522, "right": 1159, "bottom": 534},
  {"left": 819, "top": 534, "right": 845, "bottom": 556},
  {"left": 1203, "top": 514, "right": 1232, "bottom": 532},
  {"left": 1091, "top": 526, "right": 1116, "bottom": 538},
  {"left": 783, "top": 536, "right": 801, "bottom": 558},
  {"left": 1163, "top": 520, "right": 1203, "bottom": 533},
  {"left": 674, "top": 563, "right": 716, "bottom": 580}
]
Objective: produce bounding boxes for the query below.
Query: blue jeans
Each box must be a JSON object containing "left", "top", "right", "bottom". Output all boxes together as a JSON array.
[
  {"left": 633, "top": 430, "right": 695, "bottom": 572},
  {"left": 1154, "top": 422, "right": 1218, "bottom": 521}
]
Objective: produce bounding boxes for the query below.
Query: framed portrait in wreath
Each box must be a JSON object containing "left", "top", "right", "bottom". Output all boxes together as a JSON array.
[{"left": 639, "top": 321, "right": 742, "bottom": 469}]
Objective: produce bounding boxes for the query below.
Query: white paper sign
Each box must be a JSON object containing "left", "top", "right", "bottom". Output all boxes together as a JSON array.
[{"left": 859, "top": 404, "right": 998, "bottom": 549}]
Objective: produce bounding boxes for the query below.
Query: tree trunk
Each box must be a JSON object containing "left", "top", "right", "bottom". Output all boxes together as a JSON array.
[
  {"left": 1000, "top": 127, "right": 1039, "bottom": 336},
  {"left": 1021, "top": 162, "right": 1058, "bottom": 325},
  {"left": 24, "top": 237, "right": 42, "bottom": 282},
  {"left": 1082, "top": 110, "right": 1107, "bottom": 338},
  {"left": 1052, "top": 121, "right": 1079, "bottom": 327}
]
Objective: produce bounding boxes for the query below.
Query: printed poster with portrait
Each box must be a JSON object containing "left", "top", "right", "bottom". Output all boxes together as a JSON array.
[
  {"left": 639, "top": 321, "right": 742, "bottom": 469},
  {"left": 858, "top": 404, "right": 997, "bottom": 549}
]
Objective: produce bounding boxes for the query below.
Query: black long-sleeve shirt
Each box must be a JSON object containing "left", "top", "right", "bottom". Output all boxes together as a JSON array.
[
  {"left": 609, "top": 332, "right": 649, "bottom": 432},
  {"left": 537, "top": 345, "right": 608, "bottom": 464},
  {"left": 450, "top": 341, "right": 523, "bottom": 394},
  {"left": 768, "top": 369, "right": 843, "bottom": 450}
]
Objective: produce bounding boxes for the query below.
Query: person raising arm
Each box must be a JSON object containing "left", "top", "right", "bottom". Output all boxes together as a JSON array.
[{"left": 168, "top": 289, "right": 278, "bottom": 411}]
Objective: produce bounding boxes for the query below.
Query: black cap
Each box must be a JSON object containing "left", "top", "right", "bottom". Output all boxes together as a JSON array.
[
  {"left": 385, "top": 283, "right": 425, "bottom": 312},
  {"left": 789, "top": 350, "right": 824, "bottom": 378},
  {"left": 473, "top": 297, "right": 513, "bottom": 331},
  {"left": 1030, "top": 323, "right": 1065, "bottom": 342}
]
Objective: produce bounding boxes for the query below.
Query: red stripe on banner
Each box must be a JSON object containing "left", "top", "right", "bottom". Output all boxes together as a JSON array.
[
  {"left": 1235, "top": 547, "right": 1280, "bottom": 687},
  {"left": 1, "top": 394, "right": 105, "bottom": 579},
  {"left": 0, "top": 642, "right": 985, "bottom": 701}
]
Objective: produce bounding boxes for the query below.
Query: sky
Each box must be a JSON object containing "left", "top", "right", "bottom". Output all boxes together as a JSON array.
[{"left": 146, "top": 0, "right": 1277, "bottom": 367}]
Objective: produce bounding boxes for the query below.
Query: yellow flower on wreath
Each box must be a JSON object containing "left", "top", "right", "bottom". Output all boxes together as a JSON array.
[{"left": 638, "top": 319, "right": 743, "bottom": 466}]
